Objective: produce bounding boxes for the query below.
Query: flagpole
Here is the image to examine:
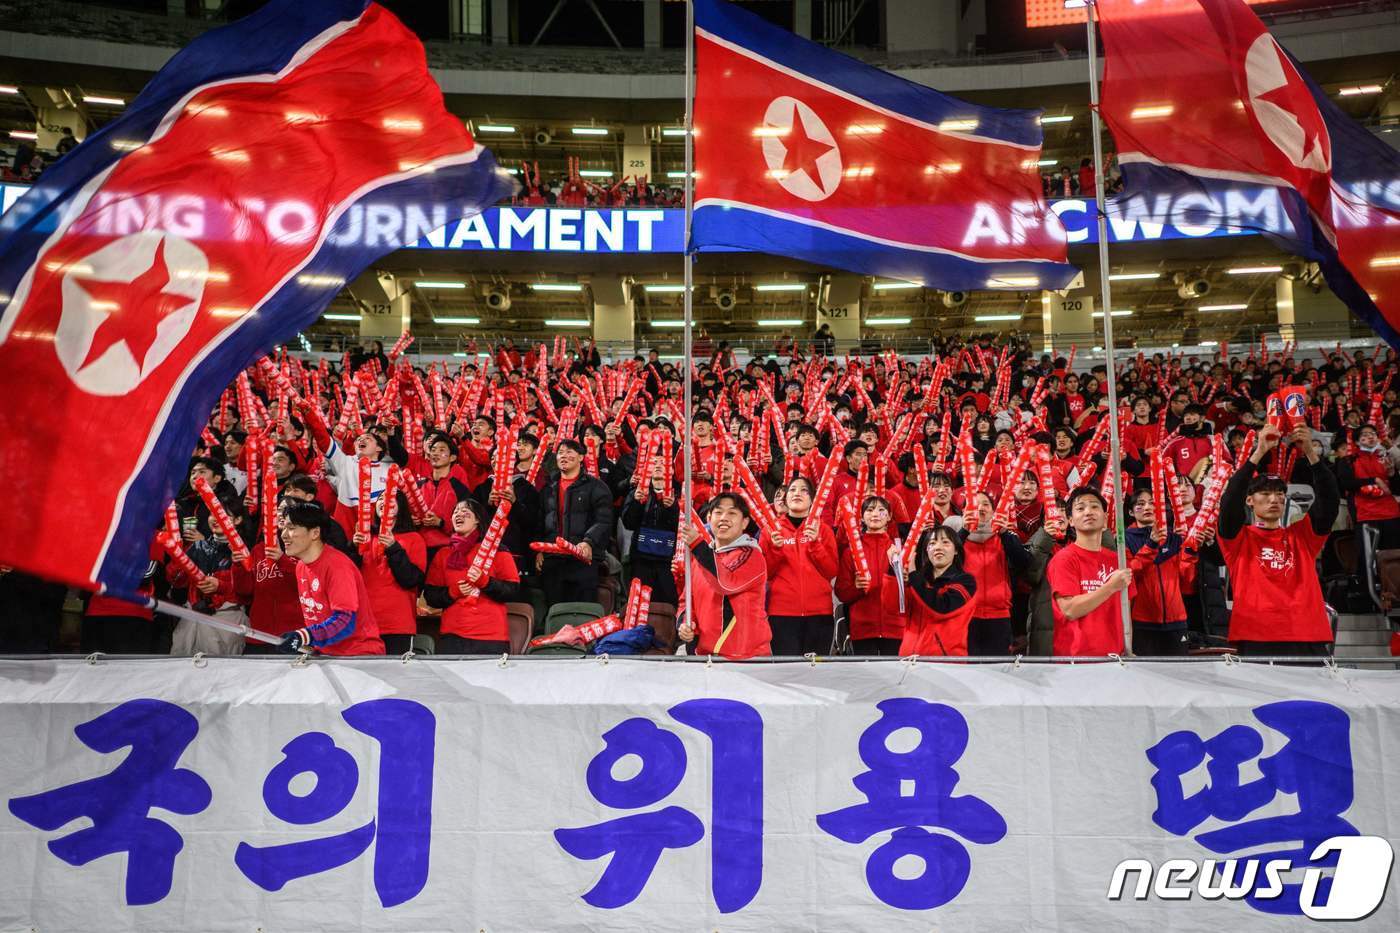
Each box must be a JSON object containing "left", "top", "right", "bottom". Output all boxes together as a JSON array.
[
  {"left": 681, "top": 0, "right": 695, "bottom": 638},
  {"left": 153, "top": 599, "right": 283, "bottom": 646},
  {"left": 1084, "top": 0, "right": 1133, "bottom": 653}
]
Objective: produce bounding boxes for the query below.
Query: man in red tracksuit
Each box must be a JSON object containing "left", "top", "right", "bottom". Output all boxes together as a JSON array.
[
  {"left": 1165, "top": 404, "right": 1214, "bottom": 482},
  {"left": 1335, "top": 423, "right": 1400, "bottom": 549},
  {"left": 678, "top": 492, "right": 771, "bottom": 659}
]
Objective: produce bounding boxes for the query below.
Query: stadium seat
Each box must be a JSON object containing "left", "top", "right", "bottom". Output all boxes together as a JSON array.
[
  {"left": 505, "top": 602, "right": 533, "bottom": 655},
  {"left": 411, "top": 634, "right": 435, "bottom": 656},
  {"left": 646, "top": 602, "right": 677, "bottom": 654}
]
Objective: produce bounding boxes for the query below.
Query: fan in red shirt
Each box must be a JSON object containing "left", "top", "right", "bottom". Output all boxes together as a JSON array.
[
  {"left": 1217, "top": 422, "right": 1340, "bottom": 657},
  {"left": 458, "top": 416, "right": 495, "bottom": 490},
  {"left": 762, "top": 477, "right": 840, "bottom": 656},
  {"left": 416, "top": 431, "right": 470, "bottom": 550},
  {"left": 1335, "top": 424, "right": 1400, "bottom": 549},
  {"left": 835, "top": 496, "right": 906, "bottom": 655},
  {"left": 279, "top": 501, "right": 384, "bottom": 656},
  {"left": 353, "top": 490, "right": 427, "bottom": 657},
  {"left": 423, "top": 498, "right": 522, "bottom": 655},
  {"left": 900, "top": 525, "right": 978, "bottom": 656},
  {"left": 1047, "top": 488, "right": 1135, "bottom": 656},
  {"left": 1121, "top": 397, "right": 1162, "bottom": 454},
  {"left": 678, "top": 492, "right": 771, "bottom": 659}
]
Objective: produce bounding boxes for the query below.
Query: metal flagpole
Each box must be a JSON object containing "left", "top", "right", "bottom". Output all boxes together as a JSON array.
[
  {"left": 682, "top": 0, "right": 695, "bottom": 636},
  {"left": 154, "top": 599, "right": 283, "bottom": 645},
  {"left": 1084, "top": 0, "right": 1133, "bottom": 652}
]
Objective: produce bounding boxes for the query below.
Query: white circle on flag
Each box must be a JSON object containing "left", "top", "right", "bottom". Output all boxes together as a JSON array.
[
  {"left": 1244, "top": 33, "right": 1330, "bottom": 173},
  {"left": 53, "top": 231, "right": 206, "bottom": 397},
  {"left": 760, "top": 96, "right": 842, "bottom": 202}
]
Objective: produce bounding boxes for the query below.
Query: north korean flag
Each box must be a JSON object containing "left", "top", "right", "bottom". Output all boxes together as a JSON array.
[
  {"left": 1097, "top": 0, "right": 1400, "bottom": 347},
  {"left": 0, "top": 0, "right": 513, "bottom": 595},
  {"left": 692, "top": 0, "right": 1077, "bottom": 292}
]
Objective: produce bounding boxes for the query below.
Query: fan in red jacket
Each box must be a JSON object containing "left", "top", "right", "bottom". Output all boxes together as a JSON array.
[
  {"left": 1336, "top": 424, "right": 1400, "bottom": 548},
  {"left": 678, "top": 492, "right": 771, "bottom": 659},
  {"left": 417, "top": 431, "right": 471, "bottom": 550},
  {"left": 458, "top": 417, "right": 495, "bottom": 490},
  {"left": 960, "top": 493, "right": 1031, "bottom": 656},
  {"left": 423, "top": 498, "right": 522, "bottom": 654},
  {"left": 1121, "top": 397, "right": 1163, "bottom": 454},
  {"left": 762, "top": 477, "right": 839, "bottom": 656},
  {"left": 1125, "top": 489, "right": 1200, "bottom": 657},
  {"left": 901, "top": 525, "right": 978, "bottom": 657},
  {"left": 1164, "top": 406, "right": 1214, "bottom": 481},
  {"left": 835, "top": 496, "right": 906, "bottom": 655},
  {"left": 354, "top": 491, "right": 427, "bottom": 657}
]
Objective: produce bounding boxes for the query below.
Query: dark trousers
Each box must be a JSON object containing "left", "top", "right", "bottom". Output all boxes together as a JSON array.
[
  {"left": 81, "top": 615, "right": 155, "bottom": 654},
  {"left": 1231, "top": 640, "right": 1332, "bottom": 662},
  {"left": 769, "top": 614, "right": 835, "bottom": 656},
  {"left": 1132, "top": 624, "right": 1189, "bottom": 656},
  {"left": 382, "top": 634, "right": 416, "bottom": 656},
  {"left": 1011, "top": 591, "right": 1031, "bottom": 642},
  {"left": 968, "top": 617, "right": 1012, "bottom": 656},
  {"left": 852, "top": 637, "right": 902, "bottom": 656},
  {"left": 542, "top": 558, "right": 600, "bottom": 608},
  {"left": 437, "top": 635, "right": 510, "bottom": 655},
  {"left": 631, "top": 557, "right": 679, "bottom": 606},
  {"left": 0, "top": 615, "right": 59, "bottom": 653}
]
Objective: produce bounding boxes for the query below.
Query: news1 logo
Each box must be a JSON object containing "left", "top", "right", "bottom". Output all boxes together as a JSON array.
[{"left": 1107, "top": 835, "right": 1395, "bottom": 920}]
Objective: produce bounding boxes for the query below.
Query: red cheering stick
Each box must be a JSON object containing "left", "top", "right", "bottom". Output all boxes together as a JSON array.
[
  {"left": 494, "top": 429, "right": 519, "bottom": 494},
  {"left": 991, "top": 444, "right": 1035, "bottom": 531},
  {"left": 659, "top": 431, "right": 674, "bottom": 492},
  {"left": 1162, "top": 457, "right": 1189, "bottom": 530},
  {"left": 525, "top": 439, "right": 549, "bottom": 487},
  {"left": 462, "top": 500, "right": 512, "bottom": 602},
  {"left": 164, "top": 501, "right": 181, "bottom": 540},
  {"left": 199, "top": 424, "right": 220, "bottom": 455},
  {"left": 913, "top": 442, "right": 930, "bottom": 496},
  {"left": 901, "top": 492, "right": 938, "bottom": 571},
  {"left": 804, "top": 455, "right": 841, "bottom": 533},
  {"left": 621, "top": 577, "right": 653, "bottom": 631},
  {"left": 192, "top": 475, "right": 251, "bottom": 568},
  {"left": 1034, "top": 444, "right": 1066, "bottom": 530},
  {"left": 1099, "top": 461, "right": 1119, "bottom": 532},
  {"left": 686, "top": 503, "right": 714, "bottom": 547},
  {"left": 1149, "top": 449, "right": 1169, "bottom": 531},
  {"left": 1185, "top": 460, "right": 1231, "bottom": 549},
  {"left": 356, "top": 457, "right": 374, "bottom": 539},
  {"left": 244, "top": 433, "right": 264, "bottom": 514},
  {"left": 378, "top": 468, "right": 399, "bottom": 537},
  {"left": 584, "top": 435, "right": 601, "bottom": 477},
  {"left": 555, "top": 407, "right": 578, "bottom": 448},
  {"left": 387, "top": 330, "right": 414, "bottom": 362},
  {"left": 159, "top": 533, "right": 208, "bottom": 585},
  {"left": 934, "top": 409, "right": 953, "bottom": 469},
  {"left": 1065, "top": 344, "right": 1077, "bottom": 374},
  {"left": 392, "top": 465, "right": 431, "bottom": 524},
  {"left": 842, "top": 509, "right": 872, "bottom": 589},
  {"left": 261, "top": 454, "right": 280, "bottom": 551},
  {"left": 530, "top": 536, "right": 590, "bottom": 562}
]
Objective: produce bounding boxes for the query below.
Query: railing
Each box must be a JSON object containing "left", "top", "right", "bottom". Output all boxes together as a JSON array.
[{"left": 3, "top": 654, "right": 1395, "bottom": 666}]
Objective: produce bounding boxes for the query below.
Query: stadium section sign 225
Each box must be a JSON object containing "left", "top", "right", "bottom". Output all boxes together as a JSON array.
[{"left": 0, "top": 182, "right": 1293, "bottom": 254}]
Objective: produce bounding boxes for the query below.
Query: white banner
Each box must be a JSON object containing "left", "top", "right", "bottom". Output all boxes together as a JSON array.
[{"left": 1, "top": 658, "right": 1398, "bottom": 931}]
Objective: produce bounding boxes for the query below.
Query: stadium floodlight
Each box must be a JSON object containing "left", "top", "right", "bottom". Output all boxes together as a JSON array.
[
  {"left": 323, "top": 313, "right": 360, "bottom": 321},
  {"left": 82, "top": 95, "right": 125, "bottom": 106},
  {"left": 415, "top": 281, "right": 467, "bottom": 289},
  {"left": 1040, "top": 114, "right": 1073, "bottom": 124},
  {"left": 973, "top": 314, "right": 1022, "bottom": 322},
  {"left": 1227, "top": 265, "right": 1283, "bottom": 274},
  {"left": 1198, "top": 303, "right": 1247, "bottom": 312},
  {"left": 476, "top": 124, "right": 516, "bottom": 133},
  {"left": 433, "top": 317, "right": 480, "bottom": 324},
  {"left": 532, "top": 283, "right": 584, "bottom": 292},
  {"left": 756, "top": 319, "right": 804, "bottom": 326},
  {"left": 867, "top": 317, "right": 912, "bottom": 326},
  {"left": 545, "top": 319, "right": 591, "bottom": 327},
  {"left": 650, "top": 320, "right": 686, "bottom": 327},
  {"left": 571, "top": 126, "right": 609, "bottom": 136},
  {"left": 1109, "top": 272, "right": 1160, "bottom": 281},
  {"left": 872, "top": 281, "right": 920, "bottom": 291},
  {"left": 754, "top": 283, "right": 807, "bottom": 292}
]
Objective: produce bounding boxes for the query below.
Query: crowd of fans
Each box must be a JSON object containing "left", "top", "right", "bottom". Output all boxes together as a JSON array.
[
  {"left": 2, "top": 331, "right": 1398, "bottom": 660},
  {"left": 509, "top": 158, "right": 684, "bottom": 208}
]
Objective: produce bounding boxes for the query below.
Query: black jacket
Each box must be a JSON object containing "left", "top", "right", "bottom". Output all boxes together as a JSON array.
[{"left": 538, "top": 471, "right": 614, "bottom": 561}]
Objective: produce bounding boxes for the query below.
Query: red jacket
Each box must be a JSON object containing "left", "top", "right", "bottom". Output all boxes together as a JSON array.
[
  {"left": 426, "top": 537, "right": 519, "bottom": 641},
  {"left": 686, "top": 536, "right": 770, "bottom": 659},
  {"left": 1342, "top": 450, "right": 1400, "bottom": 522},
  {"left": 762, "top": 515, "right": 839, "bottom": 617},
  {"left": 360, "top": 532, "right": 427, "bottom": 636},
  {"left": 836, "top": 529, "right": 906, "bottom": 641},
  {"left": 1165, "top": 430, "right": 1213, "bottom": 479},
  {"left": 900, "top": 567, "right": 977, "bottom": 656},
  {"left": 961, "top": 531, "right": 1026, "bottom": 619},
  {"left": 1125, "top": 529, "right": 1197, "bottom": 626},
  {"left": 458, "top": 439, "right": 493, "bottom": 490},
  {"left": 232, "top": 542, "right": 303, "bottom": 637}
]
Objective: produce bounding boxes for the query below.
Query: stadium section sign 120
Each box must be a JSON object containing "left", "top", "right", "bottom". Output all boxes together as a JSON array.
[{"left": 0, "top": 182, "right": 1282, "bottom": 254}]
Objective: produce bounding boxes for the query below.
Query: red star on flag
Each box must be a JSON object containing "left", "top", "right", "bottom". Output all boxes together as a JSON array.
[
  {"left": 73, "top": 239, "right": 198, "bottom": 372},
  {"left": 1257, "top": 78, "right": 1328, "bottom": 169},
  {"left": 778, "top": 103, "right": 836, "bottom": 183}
]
